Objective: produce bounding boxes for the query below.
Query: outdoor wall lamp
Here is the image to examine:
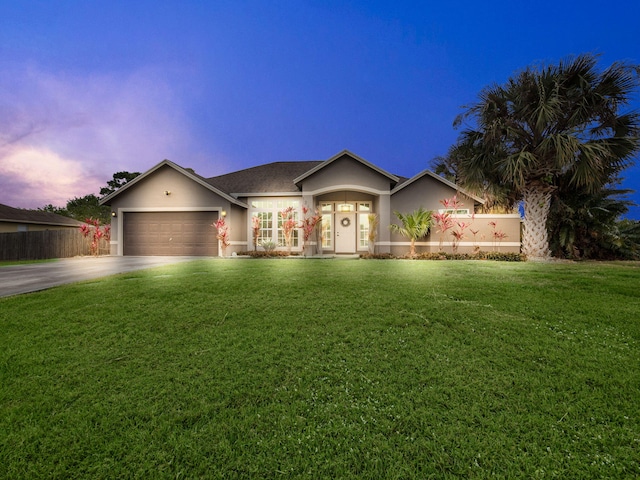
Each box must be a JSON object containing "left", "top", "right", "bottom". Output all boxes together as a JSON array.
[
  {"left": 164, "top": 190, "right": 171, "bottom": 196},
  {"left": 111, "top": 211, "right": 117, "bottom": 217},
  {"left": 221, "top": 210, "right": 227, "bottom": 217}
]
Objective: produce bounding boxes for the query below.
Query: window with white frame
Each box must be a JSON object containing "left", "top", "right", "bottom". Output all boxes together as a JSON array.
[
  {"left": 359, "top": 214, "right": 369, "bottom": 248},
  {"left": 358, "top": 203, "right": 371, "bottom": 249},
  {"left": 251, "top": 199, "right": 301, "bottom": 249},
  {"left": 321, "top": 214, "right": 332, "bottom": 248},
  {"left": 438, "top": 208, "right": 469, "bottom": 215}
]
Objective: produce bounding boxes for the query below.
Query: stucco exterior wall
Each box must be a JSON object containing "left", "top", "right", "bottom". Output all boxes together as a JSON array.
[
  {"left": 388, "top": 214, "right": 522, "bottom": 255},
  {"left": 106, "top": 165, "right": 237, "bottom": 255},
  {"left": 300, "top": 155, "right": 394, "bottom": 194},
  {"left": 390, "top": 175, "right": 477, "bottom": 215}
]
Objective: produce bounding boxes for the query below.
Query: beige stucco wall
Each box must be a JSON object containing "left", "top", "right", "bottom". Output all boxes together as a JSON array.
[
  {"left": 388, "top": 214, "right": 522, "bottom": 255},
  {"left": 300, "top": 154, "right": 395, "bottom": 194},
  {"left": 105, "top": 164, "right": 243, "bottom": 255},
  {"left": 390, "top": 174, "right": 478, "bottom": 214},
  {"left": 299, "top": 155, "right": 396, "bottom": 254}
]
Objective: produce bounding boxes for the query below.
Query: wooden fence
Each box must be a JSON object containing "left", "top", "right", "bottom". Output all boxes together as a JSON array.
[{"left": 0, "top": 230, "right": 110, "bottom": 261}]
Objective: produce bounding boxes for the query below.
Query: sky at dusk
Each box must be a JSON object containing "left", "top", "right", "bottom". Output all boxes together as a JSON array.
[{"left": 2, "top": 0, "right": 640, "bottom": 218}]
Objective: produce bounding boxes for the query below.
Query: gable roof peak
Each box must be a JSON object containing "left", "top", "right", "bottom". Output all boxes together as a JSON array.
[
  {"left": 391, "top": 168, "right": 485, "bottom": 204},
  {"left": 293, "top": 150, "right": 399, "bottom": 185},
  {"left": 99, "top": 159, "right": 247, "bottom": 208}
]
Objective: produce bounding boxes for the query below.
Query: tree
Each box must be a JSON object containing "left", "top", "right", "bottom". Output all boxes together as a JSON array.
[
  {"left": 453, "top": 54, "right": 640, "bottom": 259},
  {"left": 100, "top": 171, "right": 140, "bottom": 197},
  {"left": 38, "top": 204, "right": 69, "bottom": 217},
  {"left": 548, "top": 180, "right": 636, "bottom": 259},
  {"left": 66, "top": 194, "right": 111, "bottom": 224},
  {"left": 388, "top": 207, "right": 433, "bottom": 257}
]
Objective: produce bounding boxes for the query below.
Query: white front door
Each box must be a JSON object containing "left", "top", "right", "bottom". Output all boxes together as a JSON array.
[{"left": 335, "top": 213, "right": 356, "bottom": 253}]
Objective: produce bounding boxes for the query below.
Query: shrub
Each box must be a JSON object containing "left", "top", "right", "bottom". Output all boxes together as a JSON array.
[{"left": 361, "top": 251, "right": 526, "bottom": 262}]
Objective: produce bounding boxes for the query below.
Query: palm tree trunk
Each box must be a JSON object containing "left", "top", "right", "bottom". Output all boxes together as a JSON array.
[{"left": 521, "top": 186, "right": 553, "bottom": 259}]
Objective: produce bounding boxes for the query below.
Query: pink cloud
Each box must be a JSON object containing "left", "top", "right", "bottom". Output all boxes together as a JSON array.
[{"left": 0, "top": 63, "right": 195, "bottom": 209}]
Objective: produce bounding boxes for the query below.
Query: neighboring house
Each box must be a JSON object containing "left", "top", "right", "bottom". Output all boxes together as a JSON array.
[
  {"left": 0, "top": 203, "right": 85, "bottom": 232},
  {"left": 100, "top": 150, "right": 521, "bottom": 256}
]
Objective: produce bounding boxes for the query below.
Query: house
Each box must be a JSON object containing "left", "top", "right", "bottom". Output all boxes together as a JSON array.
[
  {"left": 0, "top": 203, "right": 85, "bottom": 232},
  {"left": 100, "top": 150, "right": 521, "bottom": 256}
]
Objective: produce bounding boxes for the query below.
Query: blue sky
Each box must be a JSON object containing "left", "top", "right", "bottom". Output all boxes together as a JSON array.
[{"left": 2, "top": 0, "right": 640, "bottom": 218}]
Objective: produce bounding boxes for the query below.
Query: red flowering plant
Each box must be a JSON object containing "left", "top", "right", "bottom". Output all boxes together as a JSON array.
[
  {"left": 470, "top": 229, "right": 481, "bottom": 252},
  {"left": 432, "top": 211, "right": 453, "bottom": 251},
  {"left": 489, "top": 221, "right": 508, "bottom": 251},
  {"left": 299, "top": 206, "right": 321, "bottom": 254},
  {"left": 79, "top": 218, "right": 110, "bottom": 256},
  {"left": 212, "top": 217, "right": 230, "bottom": 255},
  {"left": 451, "top": 220, "right": 471, "bottom": 253},
  {"left": 279, "top": 206, "right": 298, "bottom": 253},
  {"left": 435, "top": 195, "right": 476, "bottom": 253}
]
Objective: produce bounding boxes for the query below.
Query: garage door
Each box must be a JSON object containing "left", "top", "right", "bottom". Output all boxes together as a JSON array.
[{"left": 123, "top": 211, "right": 219, "bottom": 256}]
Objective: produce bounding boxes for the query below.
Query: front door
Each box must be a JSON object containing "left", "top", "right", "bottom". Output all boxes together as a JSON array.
[{"left": 335, "top": 213, "right": 356, "bottom": 253}]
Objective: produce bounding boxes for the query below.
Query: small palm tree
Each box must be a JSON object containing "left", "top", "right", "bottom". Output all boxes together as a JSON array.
[{"left": 389, "top": 207, "right": 433, "bottom": 257}]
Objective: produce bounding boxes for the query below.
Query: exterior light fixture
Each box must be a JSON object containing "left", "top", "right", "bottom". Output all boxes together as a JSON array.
[
  {"left": 111, "top": 211, "right": 117, "bottom": 217},
  {"left": 164, "top": 190, "right": 171, "bottom": 196},
  {"left": 221, "top": 210, "right": 227, "bottom": 217},
  {"left": 340, "top": 191, "right": 350, "bottom": 212}
]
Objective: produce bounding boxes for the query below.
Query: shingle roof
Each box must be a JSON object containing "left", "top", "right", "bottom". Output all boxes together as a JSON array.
[
  {"left": 206, "top": 161, "right": 323, "bottom": 194},
  {"left": 0, "top": 204, "right": 85, "bottom": 227}
]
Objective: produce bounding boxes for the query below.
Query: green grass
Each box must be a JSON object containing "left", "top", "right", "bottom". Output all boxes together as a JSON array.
[
  {"left": 0, "top": 258, "right": 58, "bottom": 267},
  {"left": 1, "top": 259, "right": 639, "bottom": 479}
]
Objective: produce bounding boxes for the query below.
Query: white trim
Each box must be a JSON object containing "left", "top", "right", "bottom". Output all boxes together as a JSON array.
[
  {"left": 303, "top": 185, "right": 391, "bottom": 196},
  {"left": 460, "top": 213, "right": 522, "bottom": 219},
  {"left": 232, "top": 192, "right": 302, "bottom": 197},
  {"left": 378, "top": 241, "right": 521, "bottom": 247},
  {"left": 119, "top": 207, "right": 224, "bottom": 212}
]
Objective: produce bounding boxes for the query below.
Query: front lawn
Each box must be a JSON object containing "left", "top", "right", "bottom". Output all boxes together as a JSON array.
[{"left": 1, "top": 260, "right": 638, "bottom": 478}]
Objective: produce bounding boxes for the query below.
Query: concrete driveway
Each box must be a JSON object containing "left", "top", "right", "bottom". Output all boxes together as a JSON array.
[{"left": 0, "top": 256, "right": 203, "bottom": 298}]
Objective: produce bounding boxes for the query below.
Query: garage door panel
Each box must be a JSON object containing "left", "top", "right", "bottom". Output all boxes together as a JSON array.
[{"left": 124, "top": 212, "right": 219, "bottom": 256}]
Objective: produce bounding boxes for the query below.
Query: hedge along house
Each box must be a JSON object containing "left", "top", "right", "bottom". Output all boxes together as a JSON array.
[{"left": 100, "top": 150, "right": 521, "bottom": 256}]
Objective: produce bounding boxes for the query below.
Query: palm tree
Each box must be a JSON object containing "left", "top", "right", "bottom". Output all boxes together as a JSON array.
[
  {"left": 389, "top": 207, "right": 433, "bottom": 257},
  {"left": 453, "top": 54, "right": 640, "bottom": 259}
]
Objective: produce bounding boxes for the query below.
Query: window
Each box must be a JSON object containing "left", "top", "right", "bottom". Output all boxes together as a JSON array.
[
  {"left": 251, "top": 199, "right": 300, "bottom": 249},
  {"left": 251, "top": 200, "right": 274, "bottom": 209},
  {"left": 321, "top": 214, "right": 332, "bottom": 248},
  {"left": 277, "top": 207, "right": 299, "bottom": 247},
  {"left": 255, "top": 212, "right": 273, "bottom": 244},
  {"left": 359, "top": 214, "right": 369, "bottom": 248},
  {"left": 438, "top": 208, "right": 469, "bottom": 215}
]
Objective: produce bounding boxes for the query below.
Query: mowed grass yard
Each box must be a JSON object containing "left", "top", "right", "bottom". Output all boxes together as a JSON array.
[{"left": 1, "top": 259, "right": 639, "bottom": 479}]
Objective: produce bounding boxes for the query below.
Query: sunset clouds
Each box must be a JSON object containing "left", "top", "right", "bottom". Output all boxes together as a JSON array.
[
  {"left": 1, "top": 1, "right": 639, "bottom": 217},
  {"left": 0, "top": 63, "right": 193, "bottom": 208}
]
